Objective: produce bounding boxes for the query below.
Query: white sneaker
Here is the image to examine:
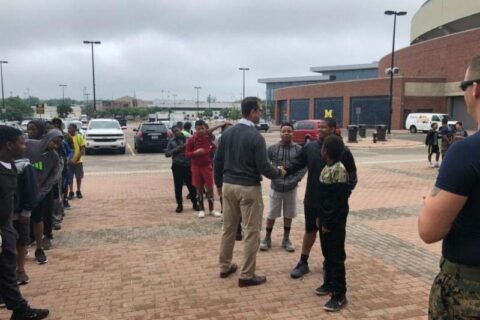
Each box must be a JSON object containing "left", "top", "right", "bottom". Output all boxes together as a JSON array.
[
  {"left": 198, "top": 211, "right": 205, "bottom": 218},
  {"left": 428, "top": 162, "right": 434, "bottom": 168},
  {"left": 210, "top": 210, "right": 222, "bottom": 218}
]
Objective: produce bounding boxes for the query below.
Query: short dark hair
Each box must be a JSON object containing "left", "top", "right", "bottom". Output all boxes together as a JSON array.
[
  {"left": 280, "top": 122, "right": 294, "bottom": 130},
  {"left": 456, "top": 121, "right": 463, "bottom": 126},
  {"left": 442, "top": 117, "right": 448, "bottom": 124},
  {"left": 322, "top": 134, "right": 344, "bottom": 162},
  {"left": 68, "top": 123, "right": 77, "bottom": 131},
  {"left": 195, "top": 120, "right": 207, "bottom": 128},
  {"left": 431, "top": 122, "right": 438, "bottom": 128},
  {"left": 184, "top": 122, "right": 192, "bottom": 131},
  {"left": 241, "top": 97, "right": 261, "bottom": 117},
  {"left": 468, "top": 55, "right": 480, "bottom": 79},
  {"left": 176, "top": 121, "right": 184, "bottom": 130},
  {"left": 171, "top": 125, "right": 179, "bottom": 131},
  {"left": 0, "top": 125, "right": 23, "bottom": 149},
  {"left": 323, "top": 118, "right": 337, "bottom": 129}
]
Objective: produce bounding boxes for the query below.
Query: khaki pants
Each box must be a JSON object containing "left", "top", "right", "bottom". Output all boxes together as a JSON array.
[{"left": 219, "top": 183, "right": 264, "bottom": 280}]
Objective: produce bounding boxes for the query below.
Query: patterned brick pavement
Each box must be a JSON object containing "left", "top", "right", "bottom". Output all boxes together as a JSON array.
[{"left": 0, "top": 160, "right": 441, "bottom": 319}]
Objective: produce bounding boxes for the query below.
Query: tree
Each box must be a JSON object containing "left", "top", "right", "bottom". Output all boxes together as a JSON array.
[
  {"left": 219, "top": 107, "right": 241, "bottom": 120},
  {"left": 3, "top": 96, "right": 33, "bottom": 121},
  {"left": 203, "top": 108, "right": 213, "bottom": 117},
  {"left": 57, "top": 103, "right": 73, "bottom": 118}
]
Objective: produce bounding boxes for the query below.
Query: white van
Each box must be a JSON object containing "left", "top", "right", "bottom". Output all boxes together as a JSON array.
[{"left": 405, "top": 113, "right": 456, "bottom": 133}]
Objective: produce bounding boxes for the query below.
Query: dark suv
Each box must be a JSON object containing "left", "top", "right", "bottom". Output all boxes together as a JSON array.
[{"left": 133, "top": 122, "right": 169, "bottom": 152}]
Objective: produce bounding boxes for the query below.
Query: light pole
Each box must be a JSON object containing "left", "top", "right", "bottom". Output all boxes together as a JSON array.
[
  {"left": 0, "top": 61, "right": 8, "bottom": 112},
  {"left": 238, "top": 67, "right": 249, "bottom": 99},
  {"left": 172, "top": 94, "right": 177, "bottom": 109},
  {"left": 83, "top": 40, "right": 101, "bottom": 116},
  {"left": 194, "top": 86, "right": 201, "bottom": 118},
  {"left": 59, "top": 84, "right": 67, "bottom": 106},
  {"left": 385, "top": 10, "right": 407, "bottom": 134}
]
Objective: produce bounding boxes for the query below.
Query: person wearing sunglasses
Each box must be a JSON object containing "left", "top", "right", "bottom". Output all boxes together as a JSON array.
[{"left": 419, "top": 55, "right": 480, "bottom": 318}]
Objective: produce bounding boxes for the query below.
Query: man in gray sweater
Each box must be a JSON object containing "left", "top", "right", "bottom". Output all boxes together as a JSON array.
[
  {"left": 260, "top": 122, "right": 306, "bottom": 252},
  {"left": 214, "top": 97, "right": 284, "bottom": 287}
]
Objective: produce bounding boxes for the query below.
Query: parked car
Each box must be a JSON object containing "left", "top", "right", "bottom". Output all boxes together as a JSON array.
[
  {"left": 255, "top": 121, "right": 269, "bottom": 132},
  {"left": 292, "top": 120, "right": 342, "bottom": 145},
  {"left": 84, "top": 119, "right": 126, "bottom": 154},
  {"left": 3, "top": 122, "right": 28, "bottom": 138},
  {"left": 133, "top": 122, "right": 169, "bottom": 153},
  {"left": 405, "top": 113, "right": 457, "bottom": 133}
]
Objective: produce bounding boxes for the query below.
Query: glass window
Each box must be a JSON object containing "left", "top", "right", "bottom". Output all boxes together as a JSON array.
[
  {"left": 432, "top": 116, "right": 440, "bottom": 122},
  {"left": 141, "top": 124, "right": 166, "bottom": 132}
]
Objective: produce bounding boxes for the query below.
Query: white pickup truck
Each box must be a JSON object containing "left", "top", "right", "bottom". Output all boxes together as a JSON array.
[{"left": 84, "top": 119, "right": 126, "bottom": 154}]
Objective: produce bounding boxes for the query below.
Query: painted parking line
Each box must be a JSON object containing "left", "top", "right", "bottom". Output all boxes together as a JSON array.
[{"left": 127, "top": 143, "right": 136, "bottom": 156}]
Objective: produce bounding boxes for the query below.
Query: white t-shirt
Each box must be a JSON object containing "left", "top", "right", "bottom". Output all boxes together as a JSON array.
[{"left": 0, "top": 161, "right": 12, "bottom": 170}]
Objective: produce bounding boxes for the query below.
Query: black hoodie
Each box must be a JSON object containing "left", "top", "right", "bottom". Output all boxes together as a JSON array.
[{"left": 0, "top": 162, "right": 17, "bottom": 226}]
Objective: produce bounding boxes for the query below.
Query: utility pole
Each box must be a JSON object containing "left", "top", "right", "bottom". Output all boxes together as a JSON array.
[
  {"left": 194, "top": 86, "right": 201, "bottom": 118},
  {"left": 0, "top": 61, "right": 8, "bottom": 112},
  {"left": 83, "top": 40, "right": 101, "bottom": 117},
  {"left": 238, "top": 67, "right": 250, "bottom": 99}
]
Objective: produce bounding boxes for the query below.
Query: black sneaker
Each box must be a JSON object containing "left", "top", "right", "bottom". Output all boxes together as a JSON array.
[
  {"left": 323, "top": 294, "right": 347, "bottom": 312},
  {"left": 35, "top": 249, "right": 48, "bottom": 265},
  {"left": 42, "top": 238, "right": 52, "bottom": 251},
  {"left": 16, "top": 271, "right": 30, "bottom": 285},
  {"left": 0, "top": 296, "right": 5, "bottom": 308},
  {"left": 76, "top": 191, "right": 83, "bottom": 199},
  {"left": 175, "top": 205, "right": 183, "bottom": 213},
  {"left": 67, "top": 191, "right": 74, "bottom": 200},
  {"left": 314, "top": 283, "right": 332, "bottom": 296},
  {"left": 11, "top": 306, "right": 49, "bottom": 320},
  {"left": 290, "top": 261, "right": 310, "bottom": 279},
  {"left": 53, "top": 223, "right": 62, "bottom": 230},
  {"left": 192, "top": 202, "right": 200, "bottom": 211}
]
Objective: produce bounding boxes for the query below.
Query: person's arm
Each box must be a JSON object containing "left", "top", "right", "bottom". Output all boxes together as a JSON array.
[
  {"left": 425, "top": 132, "right": 430, "bottom": 146},
  {"left": 19, "top": 164, "right": 39, "bottom": 222},
  {"left": 213, "top": 136, "right": 225, "bottom": 188},
  {"left": 284, "top": 144, "right": 307, "bottom": 175},
  {"left": 418, "top": 142, "right": 474, "bottom": 244},
  {"left": 254, "top": 136, "right": 281, "bottom": 179},
  {"left": 185, "top": 137, "right": 195, "bottom": 158},
  {"left": 290, "top": 146, "right": 307, "bottom": 183},
  {"left": 164, "top": 139, "right": 175, "bottom": 158},
  {"left": 64, "top": 140, "right": 73, "bottom": 160},
  {"left": 207, "top": 123, "right": 230, "bottom": 134},
  {"left": 342, "top": 148, "right": 357, "bottom": 193}
]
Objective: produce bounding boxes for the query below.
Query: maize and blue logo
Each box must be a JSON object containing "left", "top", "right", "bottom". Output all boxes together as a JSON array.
[{"left": 324, "top": 109, "right": 333, "bottom": 118}]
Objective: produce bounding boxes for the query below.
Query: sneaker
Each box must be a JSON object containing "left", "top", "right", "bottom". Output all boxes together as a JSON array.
[
  {"left": 0, "top": 296, "right": 5, "bottom": 308},
  {"left": 323, "top": 294, "right": 347, "bottom": 312},
  {"left": 53, "top": 223, "right": 62, "bottom": 231},
  {"left": 11, "top": 306, "right": 49, "bottom": 320},
  {"left": 68, "top": 191, "right": 74, "bottom": 200},
  {"left": 259, "top": 238, "right": 271, "bottom": 251},
  {"left": 198, "top": 211, "right": 205, "bottom": 218},
  {"left": 281, "top": 238, "right": 295, "bottom": 252},
  {"left": 35, "top": 248, "right": 48, "bottom": 265},
  {"left": 290, "top": 261, "right": 310, "bottom": 279},
  {"left": 428, "top": 162, "right": 434, "bottom": 168},
  {"left": 42, "top": 238, "right": 52, "bottom": 251},
  {"left": 314, "top": 283, "right": 332, "bottom": 296},
  {"left": 192, "top": 202, "right": 200, "bottom": 211},
  {"left": 63, "top": 201, "right": 71, "bottom": 210},
  {"left": 175, "top": 205, "right": 183, "bottom": 213},
  {"left": 16, "top": 271, "right": 30, "bottom": 285},
  {"left": 209, "top": 210, "right": 222, "bottom": 217},
  {"left": 434, "top": 161, "right": 440, "bottom": 168},
  {"left": 76, "top": 191, "right": 83, "bottom": 199}
]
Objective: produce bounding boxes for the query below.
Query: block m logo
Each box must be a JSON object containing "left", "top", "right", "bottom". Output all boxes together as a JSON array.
[{"left": 324, "top": 109, "right": 333, "bottom": 118}]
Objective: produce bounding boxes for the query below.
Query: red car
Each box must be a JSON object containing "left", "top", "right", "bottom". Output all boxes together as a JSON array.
[{"left": 292, "top": 120, "right": 342, "bottom": 145}]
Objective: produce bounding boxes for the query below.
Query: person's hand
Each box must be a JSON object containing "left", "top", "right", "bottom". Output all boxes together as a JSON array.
[
  {"left": 278, "top": 166, "right": 287, "bottom": 177},
  {"left": 176, "top": 145, "right": 185, "bottom": 151},
  {"left": 193, "top": 148, "right": 205, "bottom": 156},
  {"left": 69, "top": 159, "right": 75, "bottom": 165},
  {"left": 321, "top": 226, "right": 330, "bottom": 233},
  {"left": 217, "top": 187, "right": 222, "bottom": 197}
]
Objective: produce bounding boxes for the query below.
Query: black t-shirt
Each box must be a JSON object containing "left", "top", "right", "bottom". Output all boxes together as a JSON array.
[{"left": 435, "top": 131, "right": 480, "bottom": 266}]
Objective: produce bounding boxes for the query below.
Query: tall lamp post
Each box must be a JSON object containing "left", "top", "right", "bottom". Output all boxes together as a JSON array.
[
  {"left": 0, "top": 61, "right": 8, "bottom": 112},
  {"left": 238, "top": 67, "right": 249, "bottom": 100},
  {"left": 194, "top": 86, "right": 201, "bottom": 118},
  {"left": 83, "top": 40, "right": 101, "bottom": 116},
  {"left": 59, "top": 84, "right": 67, "bottom": 106},
  {"left": 385, "top": 10, "right": 407, "bottom": 134}
]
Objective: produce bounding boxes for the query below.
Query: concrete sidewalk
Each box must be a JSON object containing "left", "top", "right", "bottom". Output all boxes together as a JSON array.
[{"left": 0, "top": 161, "right": 439, "bottom": 319}]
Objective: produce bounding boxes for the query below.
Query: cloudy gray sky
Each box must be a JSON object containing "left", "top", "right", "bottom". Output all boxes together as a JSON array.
[{"left": 1, "top": 0, "right": 424, "bottom": 102}]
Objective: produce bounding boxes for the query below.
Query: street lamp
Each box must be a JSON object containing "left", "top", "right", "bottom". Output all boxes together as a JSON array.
[
  {"left": 384, "top": 10, "right": 407, "bottom": 134},
  {"left": 194, "top": 86, "right": 201, "bottom": 118},
  {"left": 0, "top": 61, "right": 8, "bottom": 112},
  {"left": 83, "top": 40, "right": 101, "bottom": 116},
  {"left": 59, "top": 84, "right": 67, "bottom": 106},
  {"left": 238, "top": 67, "right": 250, "bottom": 100}
]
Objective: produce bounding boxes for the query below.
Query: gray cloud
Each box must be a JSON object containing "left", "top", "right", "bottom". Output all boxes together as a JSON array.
[{"left": 0, "top": 0, "right": 423, "bottom": 101}]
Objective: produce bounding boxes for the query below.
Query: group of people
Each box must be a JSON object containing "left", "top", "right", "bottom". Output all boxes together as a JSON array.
[
  {"left": 425, "top": 118, "right": 468, "bottom": 168},
  {"left": 0, "top": 117, "right": 85, "bottom": 319}
]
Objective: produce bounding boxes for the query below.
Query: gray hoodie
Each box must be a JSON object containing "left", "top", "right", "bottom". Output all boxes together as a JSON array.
[
  {"left": 25, "top": 129, "right": 62, "bottom": 200},
  {"left": 268, "top": 141, "right": 307, "bottom": 192}
]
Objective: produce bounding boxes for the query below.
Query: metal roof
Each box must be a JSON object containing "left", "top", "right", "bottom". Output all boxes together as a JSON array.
[
  {"left": 310, "top": 62, "right": 379, "bottom": 73},
  {"left": 257, "top": 75, "right": 331, "bottom": 84}
]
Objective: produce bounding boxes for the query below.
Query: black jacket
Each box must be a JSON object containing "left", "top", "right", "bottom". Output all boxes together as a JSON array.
[
  {"left": 0, "top": 162, "right": 17, "bottom": 226},
  {"left": 285, "top": 140, "right": 357, "bottom": 208},
  {"left": 319, "top": 182, "right": 349, "bottom": 230},
  {"left": 165, "top": 136, "right": 190, "bottom": 167}
]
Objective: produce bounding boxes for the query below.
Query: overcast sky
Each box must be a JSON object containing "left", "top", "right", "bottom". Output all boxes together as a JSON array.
[{"left": 1, "top": 0, "right": 424, "bottom": 102}]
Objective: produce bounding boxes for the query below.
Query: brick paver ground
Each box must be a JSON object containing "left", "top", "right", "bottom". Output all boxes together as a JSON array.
[{"left": 0, "top": 160, "right": 441, "bottom": 319}]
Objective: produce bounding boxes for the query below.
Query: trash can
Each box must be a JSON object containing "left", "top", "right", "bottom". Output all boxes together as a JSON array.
[
  {"left": 358, "top": 124, "right": 367, "bottom": 138},
  {"left": 347, "top": 125, "right": 358, "bottom": 143},
  {"left": 375, "top": 124, "right": 387, "bottom": 141},
  {"left": 373, "top": 132, "right": 378, "bottom": 143}
]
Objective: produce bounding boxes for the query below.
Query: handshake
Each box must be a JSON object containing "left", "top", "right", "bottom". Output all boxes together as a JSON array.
[{"left": 278, "top": 166, "right": 287, "bottom": 177}]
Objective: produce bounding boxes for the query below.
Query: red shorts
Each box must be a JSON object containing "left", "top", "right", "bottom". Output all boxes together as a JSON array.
[{"left": 191, "top": 165, "right": 214, "bottom": 189}]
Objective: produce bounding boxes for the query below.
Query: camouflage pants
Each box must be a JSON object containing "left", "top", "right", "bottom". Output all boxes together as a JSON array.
[{"left": 429, "top": 270, "right": 480, "bottom": 319}]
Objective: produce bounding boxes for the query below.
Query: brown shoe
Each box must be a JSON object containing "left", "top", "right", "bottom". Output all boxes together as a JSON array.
[
  {"left": 238, "top": 275, "right": 267, "bottom": 287},
  {"left": 220, "top": 263, "right": 238, "bottom": 278}
]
